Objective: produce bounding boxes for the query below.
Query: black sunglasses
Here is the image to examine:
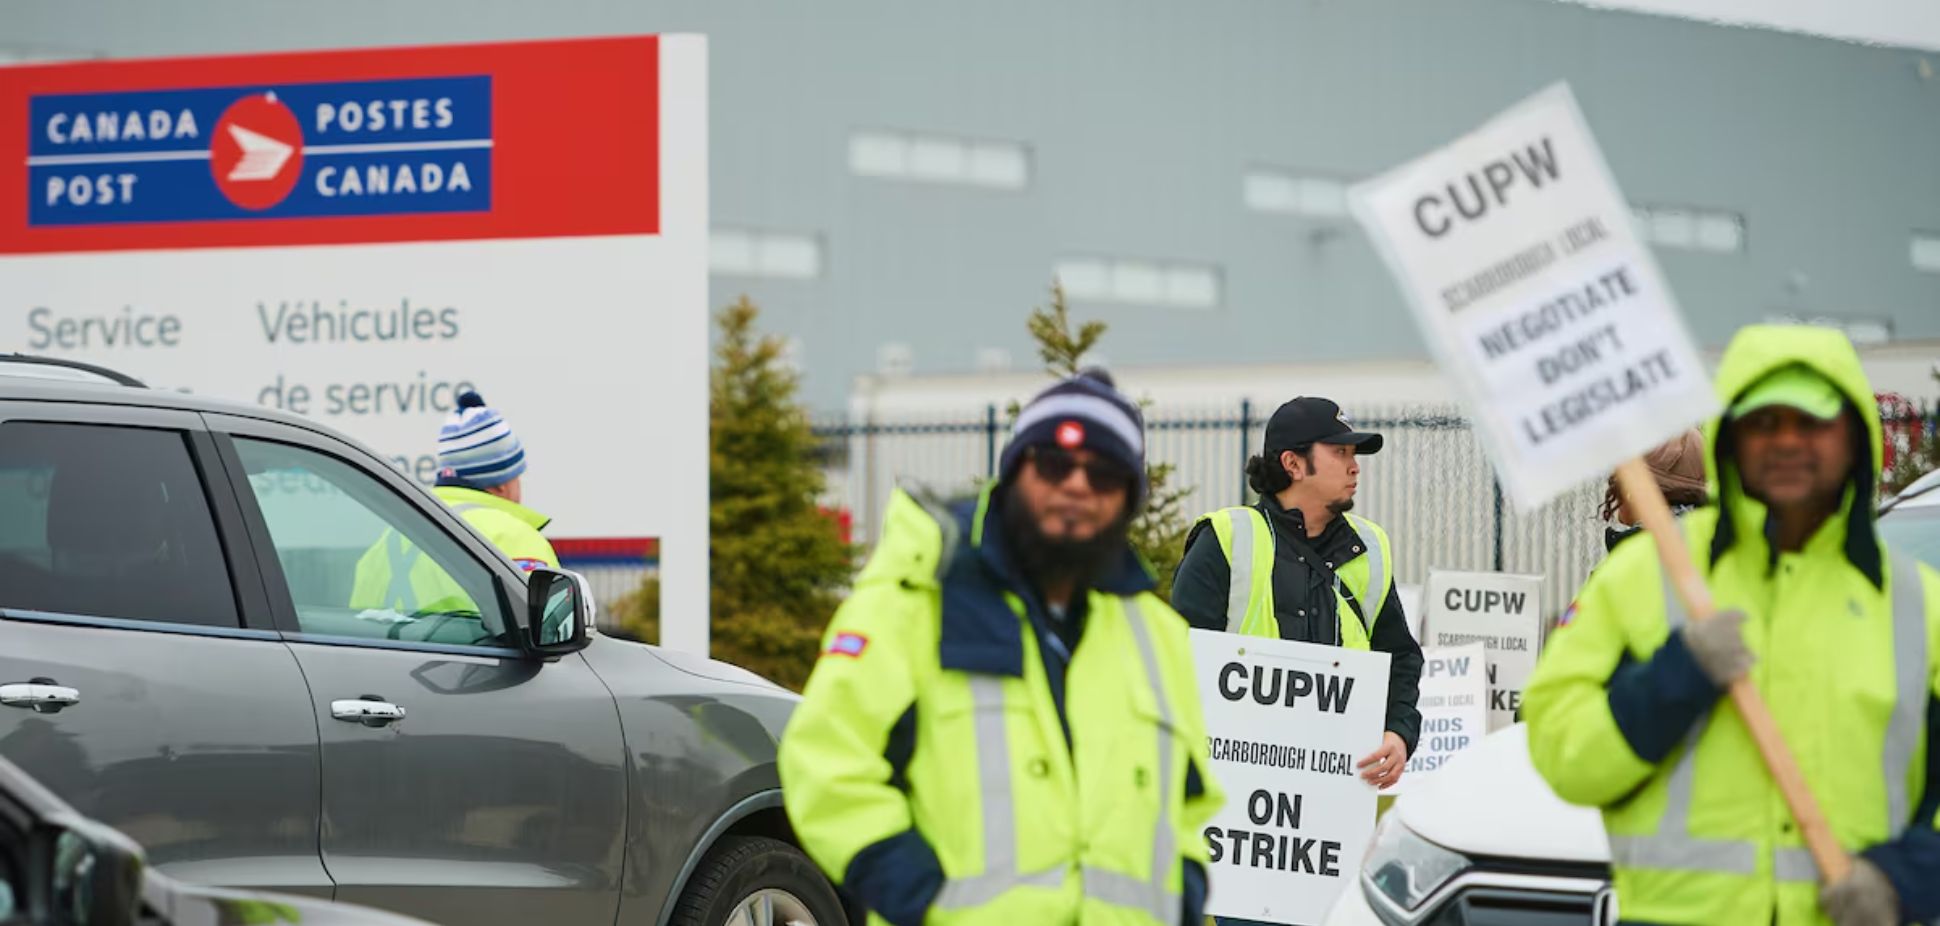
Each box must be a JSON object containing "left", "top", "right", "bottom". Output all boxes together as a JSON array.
[{"left": 1029, "top": 446, "right": 1134, "bottom": 493}]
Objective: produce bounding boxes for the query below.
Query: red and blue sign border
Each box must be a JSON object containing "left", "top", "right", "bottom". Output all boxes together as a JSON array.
[{"left": 0, "top": 35, "right": 660, "bottom": 254}]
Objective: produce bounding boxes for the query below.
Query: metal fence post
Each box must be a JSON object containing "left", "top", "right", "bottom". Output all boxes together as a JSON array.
[
  {"left": 985, "top": 404, "right": 999, "bottom": 478},
  {"left": 1491, "top": 476, "right": 1506, "bottom": 572},
  {"left": 861, "top": 416, "right": 877, "bottom": 546},
  {"left": 1238, "top": 398, "right": 1253, "bottom": 505}
]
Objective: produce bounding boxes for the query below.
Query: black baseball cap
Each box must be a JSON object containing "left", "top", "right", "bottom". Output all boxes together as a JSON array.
[{"left": 1263, "top": 397, "right": 1384, "bottom": 455}]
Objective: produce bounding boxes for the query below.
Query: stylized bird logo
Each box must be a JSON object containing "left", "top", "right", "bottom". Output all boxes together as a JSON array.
[{"left": 225, "top": 123, "right": 295, "bottom": 182}]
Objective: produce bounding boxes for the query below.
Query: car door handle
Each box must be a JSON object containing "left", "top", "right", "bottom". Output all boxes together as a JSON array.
[
  {"left": 0, "top": 679, "right": 81, "bottom": 714},
  {"left": 331, "top": 697, "right": 406, "bottom": 728}
]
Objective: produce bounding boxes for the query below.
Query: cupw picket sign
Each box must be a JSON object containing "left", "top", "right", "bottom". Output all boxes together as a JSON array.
[
  {"left": 1192, "top": 629, "right": 1389, "bottom": 924},
  {"left": 1392, "top": 642, "right": 1488, "bottom": 794},
  {"left": 1346, "top": 82, "right": 1717, "bottom": 511},
  {"left": 1424, "top": 571, "right": 1541, "bottom": 732}
]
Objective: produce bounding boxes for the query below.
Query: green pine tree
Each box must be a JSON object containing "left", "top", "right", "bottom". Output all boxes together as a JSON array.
[
  {"left": 613, "top": 296, "right": 854, "bottom": 690},
  {"left": 1026, "top": 283, "right": 1107, "bottom": 380},
  {"left": 1024, "top": 283, "right": 1193, "bottom": 599}
]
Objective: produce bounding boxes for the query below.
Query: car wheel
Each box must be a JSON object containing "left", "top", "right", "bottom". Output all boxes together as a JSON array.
[{"left": 669, "top": 835, "right": 848, "bottom": 926}]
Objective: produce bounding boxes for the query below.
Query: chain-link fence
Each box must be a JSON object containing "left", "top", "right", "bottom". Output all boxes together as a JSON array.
[
  {"left": 814, "top": 402, "right": 1609, "bottom": 618},
  {"left": 560, "top": 394, "right": 1935, "bottom": 625}
]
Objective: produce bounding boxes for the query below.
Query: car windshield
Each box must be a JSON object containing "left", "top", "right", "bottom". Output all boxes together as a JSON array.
[{"left": 1880, "top": 505, "right": 1940, "bottom": 571}]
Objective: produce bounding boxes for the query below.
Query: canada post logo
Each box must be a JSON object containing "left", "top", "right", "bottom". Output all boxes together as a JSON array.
[{"left": 27, "top": 75, "right": 492, "bottom": 226}]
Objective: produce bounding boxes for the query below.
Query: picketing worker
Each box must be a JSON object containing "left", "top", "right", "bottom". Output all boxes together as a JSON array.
[
  {"left": 1526, "top": 324, "right": 1940, "bottom": 926},
  {"left": 1601, "top": 427, "right": 1709, "bottom": 554},
  {"left": 1171, "top": 396, "right": 1423, "bottom": 794},
  {"left": 780, "top": 368, "right": 1224, "bottom": 926},
  {"left": 351, "top": 389, "right": 557, "bottom": 615}
]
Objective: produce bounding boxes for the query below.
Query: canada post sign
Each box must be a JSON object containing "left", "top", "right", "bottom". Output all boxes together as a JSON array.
[{"left": 31, "top": 76, "right": 492, "bottom": 225}]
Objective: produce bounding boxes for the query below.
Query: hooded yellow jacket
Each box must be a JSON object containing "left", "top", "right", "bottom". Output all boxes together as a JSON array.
[
  {"left": 1525, "top": 325, "right": 1940, "bottom": 924},
  {"left": 779, "top": 485, "right": 1223, "bottom": 926}
]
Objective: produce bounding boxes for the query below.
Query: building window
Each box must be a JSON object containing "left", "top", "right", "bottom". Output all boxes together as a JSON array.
[
  {"left": 711, "top": 227, "right": 824, "bottom": 279},
  {"left": 1632, "top": 206, "right": 1745, "bottom": 254},
  {"left": 1243, "top": 168, "right": 1349, "bottom": 218},
  {"left": 849, "top": 130, "right": 1030, "bottom": 190},
  {"left": 1056, "top": 257, "right": 1222, "bottom": 310},
  {"left": 1912, "top": 234, "right": 1940, "bottom": 274},
  {"left": 974, "top": 348, "right": 1013, "bottom": 374},
  {"left": 877, "top": 342, "right": 915, "bottom": 377},
  {"left": 1766, "top": 313, "right": 1892, "bottom": 346}
]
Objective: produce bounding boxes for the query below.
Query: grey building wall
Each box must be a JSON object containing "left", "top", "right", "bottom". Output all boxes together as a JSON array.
[{"left": 13, "top": 0, "right": 1940, "bottom": 412}]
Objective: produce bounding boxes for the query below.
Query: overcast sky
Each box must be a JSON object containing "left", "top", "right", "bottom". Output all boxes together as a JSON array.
[
  {"left": 3, "top": 1, "right": 1937, "bottom": 62},
  {"left": 1553, "top": 0, "right": 1940, "bottom": 53}
]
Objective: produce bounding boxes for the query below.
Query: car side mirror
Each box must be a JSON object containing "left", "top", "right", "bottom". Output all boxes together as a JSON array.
[
  {"left": 33, "top": 817, "right": 143, "bottom": 926},
  {"left": 524, "top": 568, "right": 593, "bottom": 657}
]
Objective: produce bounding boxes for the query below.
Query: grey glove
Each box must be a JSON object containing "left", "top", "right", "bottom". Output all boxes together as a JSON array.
[
  {"left": 1821, "top": 857, "right": 1899, "bottom": 926},
  {"left": 1680, "top": 608, "right": 1753, "bottom": 687}
]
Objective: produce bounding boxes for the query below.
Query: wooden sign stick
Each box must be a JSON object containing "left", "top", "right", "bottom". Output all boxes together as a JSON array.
[{"left": 1614, "top": 459, "right": 1849, "bottom": 884}]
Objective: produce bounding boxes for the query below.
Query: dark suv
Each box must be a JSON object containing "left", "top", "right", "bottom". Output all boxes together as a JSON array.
[{"left": 0, "top": 356, "right": 845, "bottom": 926}]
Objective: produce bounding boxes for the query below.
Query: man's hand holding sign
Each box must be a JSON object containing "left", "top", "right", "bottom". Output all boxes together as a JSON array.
[
  {"left": 1356, "top": 731, "right": 1406, "bottom": 790},
  {"left": 1347, "top": 79, "right": 1853, "bottom": 898}
]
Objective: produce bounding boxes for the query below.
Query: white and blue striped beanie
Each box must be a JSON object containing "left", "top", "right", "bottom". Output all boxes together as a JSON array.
[
  {"left": 999, "top": 367, "right": 1148, "bottom": 510},
  {"left": 435, "top": 390, "right": 528, "bottom": 489}
]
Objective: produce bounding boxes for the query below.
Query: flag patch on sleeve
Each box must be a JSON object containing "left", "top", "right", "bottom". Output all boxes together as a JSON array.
[{"left": 826, "top": 632, "right": 869, "bottom": 658}]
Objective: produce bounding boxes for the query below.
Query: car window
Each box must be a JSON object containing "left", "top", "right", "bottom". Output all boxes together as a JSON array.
[
  {"left": 0, "top": 857, "right": 15, "bottom": 925},
  {"left": 0, "top": 421, "right": 239, "bottom": 627},
  {"left": 233, "top": 438, "right": 511, "bottom": 647},
  {"left": 1880, "top": 505, "right": 1940, "bottom": 571},
  {"left": 0, "top": 826, "right": 16, "bottom": 926},
  {"left": 0, "top": 788, "right": 20, "bottom": 926}
]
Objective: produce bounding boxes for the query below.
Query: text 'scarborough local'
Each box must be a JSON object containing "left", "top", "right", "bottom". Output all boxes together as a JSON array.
[
  {"left": 1347, "top": 82, "right": 1718, "bottom": 511},
  {"left": 0, "top": 36, "right": 715, "bottom": 654}
]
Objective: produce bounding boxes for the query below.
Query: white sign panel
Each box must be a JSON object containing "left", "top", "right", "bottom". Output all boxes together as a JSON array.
[
  {"left": 1396, "top": 581, "right": 1425, "bottom": 641},
  {"left": 0, "top": 36, "right": 713, "bottom": 653},
  {"left": 1392, "top": 643, "right": 1488, "bottom": 794},
  {"left": 1424, "top": 571, "right": 1542, "bottom": 731},
  {"left": 1192, "top": 629, "right": 1390, "bottom": 925},
  {"left": 1348, "top": 82, "right": 1719, "bottom": 510}
]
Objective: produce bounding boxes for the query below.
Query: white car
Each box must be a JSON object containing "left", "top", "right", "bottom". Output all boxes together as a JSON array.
[
  {"left": 1322, "top": 725, "right": 1614, "bottom": 925},
  {"left": 1879, "top": 467, "right": 1940, "bottom": 553},
  {"left": 1325, "top": 473, "right": 1940, "bottom": 925}
]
